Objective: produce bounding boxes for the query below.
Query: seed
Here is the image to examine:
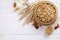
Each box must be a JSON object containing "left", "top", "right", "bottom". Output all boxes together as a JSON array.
[
  {"left": 14, "top": 7, "right": 19, "bottom": 11},
  {"left": 54, "top": 24, "right": 59, "bottom": 30},
  {"left": 33, "top": 22, "right": 39, "bottom": 29}
]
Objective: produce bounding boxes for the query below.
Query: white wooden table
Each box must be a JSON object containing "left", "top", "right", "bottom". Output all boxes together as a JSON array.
[{"left": 0, "top": 0, "right": 60, "bottom": 40}]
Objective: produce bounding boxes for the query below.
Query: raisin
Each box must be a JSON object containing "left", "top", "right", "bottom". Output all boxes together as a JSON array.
[
  {"left": 54, "top": 24, "right": 59, "bottom": 30},
  {"left": 33, "top": 22, "right": 39, "bottom": 29},
  {"left": 14, "top": 2, "right": 16, "bottom": 7}
]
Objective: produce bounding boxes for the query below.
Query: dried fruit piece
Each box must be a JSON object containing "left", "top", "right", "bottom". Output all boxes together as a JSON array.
[
  {"left": 33, "top": 22, "right": 39, "bottom": 29},
  {"left": 13, "top": 2, "right": 16, "bottom": 8},
  {"left": 46, "top": 25, "right": 53, "bottom": 35},
  {"left": 54, "top": 24, "right": 60, "bottom": 30}
]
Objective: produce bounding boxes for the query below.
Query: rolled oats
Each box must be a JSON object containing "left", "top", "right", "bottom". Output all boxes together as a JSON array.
[{"left": 46, "top": 25, "right": 53, "bottom": 35}]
